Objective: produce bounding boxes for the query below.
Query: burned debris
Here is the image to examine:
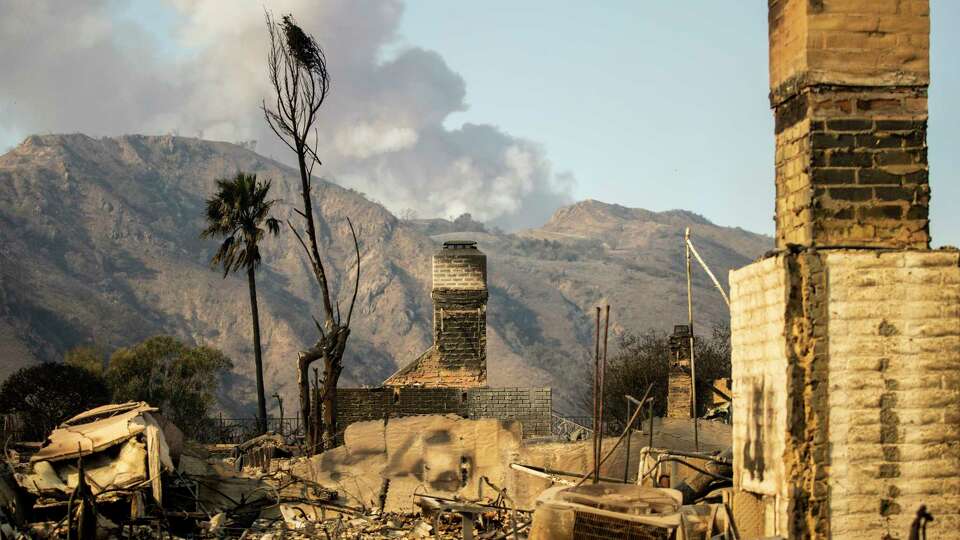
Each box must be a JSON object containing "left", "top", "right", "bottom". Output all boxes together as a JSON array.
[{"left": 1, "top": 1, "right": 951, "bottom": 539}]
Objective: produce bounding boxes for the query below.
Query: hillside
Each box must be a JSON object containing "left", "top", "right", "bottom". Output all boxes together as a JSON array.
[{"left": 0, "top": 135, "right": 771, "bottom": 414}]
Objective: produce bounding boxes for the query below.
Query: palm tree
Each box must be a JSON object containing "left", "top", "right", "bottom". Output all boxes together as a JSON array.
[{"left": 201, "top": 172, "right": 280, "bottom": 434}]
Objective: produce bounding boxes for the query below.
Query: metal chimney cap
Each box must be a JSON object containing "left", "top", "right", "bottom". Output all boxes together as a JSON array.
[{"left": 442, "top": 240, "right": 478, "bottom": 250}]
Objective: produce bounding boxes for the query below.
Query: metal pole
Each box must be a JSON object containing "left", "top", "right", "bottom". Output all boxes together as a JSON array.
[
  {"left": 592, "top": 307, "right": 601, "bottom": 484},
  {"left": 624, "top": 397, "right": 632, "bottom": 483},
  {"left": 597, "top": 305, "right": 610, "bottom": 480},
  {"left": 648, "top": 399, "right": 654, "bottom": 454},
  {"left": 685, "top": 227, "right": 699, "bottom": 452},
  {"left": 686, "top": 237, "right": 731, "bottom": 308}
]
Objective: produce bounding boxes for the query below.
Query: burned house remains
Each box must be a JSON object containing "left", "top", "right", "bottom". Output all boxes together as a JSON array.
[{"left": 336, "top": 241, "right": 553, "bottom": 439}]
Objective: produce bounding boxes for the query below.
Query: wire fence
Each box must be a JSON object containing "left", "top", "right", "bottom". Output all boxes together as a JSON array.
[{"left": 190, "top": 416, "right": 303, "bottom": 445}]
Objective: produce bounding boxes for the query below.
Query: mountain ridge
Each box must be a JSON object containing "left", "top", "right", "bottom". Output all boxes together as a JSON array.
[{"left": 0, "top": 134, "right": 772, "bottom": 414}]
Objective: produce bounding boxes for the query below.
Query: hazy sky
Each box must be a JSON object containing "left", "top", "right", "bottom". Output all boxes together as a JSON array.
[{"left": 1, "top": 1, "right": 957, "bottom": 244}]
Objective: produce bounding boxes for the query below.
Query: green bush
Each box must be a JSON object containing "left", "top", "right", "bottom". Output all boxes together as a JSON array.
[
  {"left": 107, "top": 336, "right": 232, "bottom": 438},
  {"left": 0, "top": 363, "right": 111, "bottom": 440}
]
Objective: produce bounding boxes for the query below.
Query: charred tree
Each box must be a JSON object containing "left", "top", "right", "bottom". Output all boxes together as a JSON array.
[{"left": 262, "top": 12, "right": 360, "bottom": 453}]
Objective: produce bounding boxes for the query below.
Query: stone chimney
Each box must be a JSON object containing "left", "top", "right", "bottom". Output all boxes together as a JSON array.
[
  {"left": 667, "top": 324, "right": 693, "bottom": 419},
  {"left": 384, "top": 240, "right": 487, "bottom": 387},
  {"left": 730, "top": 2, "right": 960, "bottom": 538}
]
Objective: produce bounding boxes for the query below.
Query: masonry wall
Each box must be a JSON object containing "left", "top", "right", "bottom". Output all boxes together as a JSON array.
[
  {"left": 770, "top": 0, "right": 931, "bottom": 249},
  {"left": 432, "top": 253, "right": 486, "bottom": 290},
  {"left": 432, "top": 249, "right": 488, "bottom": 381},
  {"left": 384, "top": 244, "right": 488, "bottom": 388},
  {"left": 730, "top": 255, "right": 791, "bottom": 536},
  {"left": 337, "top": 386, "right": 552, "bottom": 439},
  {"left": 775, "top": 90, "right": 930, "bottom": 249},
  {"left": 666, "top": 369, "right": 692, "bottom": 419},
  {"left": 385, "top": 348, "right": 486, "bottom": 388},
  {"left": 730, "top": 250, "right": 960, "bottom": 538},
  {"left": 825, "top": 250, "right": 960, "bottom": 538}
]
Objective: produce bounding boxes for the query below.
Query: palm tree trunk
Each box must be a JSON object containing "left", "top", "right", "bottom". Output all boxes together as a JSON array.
[{"left": 247, "top": 266, "right": 268, "bottom": 434}]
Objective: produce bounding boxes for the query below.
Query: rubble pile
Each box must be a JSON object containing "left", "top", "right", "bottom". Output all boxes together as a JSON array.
[{"left": 0, "top": 402, "right": 740, "bottom": 538}]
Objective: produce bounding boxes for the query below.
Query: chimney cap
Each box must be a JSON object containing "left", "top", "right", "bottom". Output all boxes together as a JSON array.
[{"left": 442, "top": 240, "right": 478, "bottom": 250}]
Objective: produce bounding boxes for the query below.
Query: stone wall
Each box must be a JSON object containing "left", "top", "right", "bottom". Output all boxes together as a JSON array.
[
  {"left": 337, "top": 386, "right": 552, "bottom": 439},
  {"left": 730, "top": 249, "right": 960, "bottom": 538},
  {"left": 824, "top": 250, "right": 960, "bottom": 537}
]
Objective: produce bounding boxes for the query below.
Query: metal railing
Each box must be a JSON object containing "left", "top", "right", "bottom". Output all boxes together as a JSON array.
[{"left": 191, "top": 417, "right": 302, "bottom": 445}]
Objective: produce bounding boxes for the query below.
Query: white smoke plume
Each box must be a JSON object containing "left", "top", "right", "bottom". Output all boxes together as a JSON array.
[{"left": 0, "top": 0, "right": 574, "bottom": 229}]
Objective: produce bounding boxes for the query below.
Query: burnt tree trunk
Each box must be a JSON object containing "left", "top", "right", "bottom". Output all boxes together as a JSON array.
[{"left": 297, "top": 326, "right": 349, "bottom": 453}]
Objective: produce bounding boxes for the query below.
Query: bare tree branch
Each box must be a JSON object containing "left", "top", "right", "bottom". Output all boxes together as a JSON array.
[{"left": 345, "top": 217, "right": 361, "bottom": 328}]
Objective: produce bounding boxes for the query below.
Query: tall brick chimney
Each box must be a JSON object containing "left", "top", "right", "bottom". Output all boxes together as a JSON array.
[
  {"left": 431, "top": 240, "right": 488, "bottom": 378},
  {"left": 770, "top": 0, "right": 930, "bottom": 249},
  {"left": 384, "top": 240, "right": 487, "bottom": 387},
  {"left": 730, "top": 2, "right": 960, "bottom": 538}
]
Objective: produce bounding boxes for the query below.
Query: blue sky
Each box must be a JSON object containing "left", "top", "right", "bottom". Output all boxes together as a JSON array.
[
  {"left": 3, "top": 2, "right": 957, "bottom": 245},
  {"left": 394, "top": 1, "right": 958, "bottom": 245}
]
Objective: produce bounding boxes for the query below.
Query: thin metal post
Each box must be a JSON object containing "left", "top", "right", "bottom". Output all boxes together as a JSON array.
[
  {"left": 598, "top": 305, "right": 610, "bottom": 479},
  {"left": 624, "top": 397, "right": 632, "bottom": 483},
  {"left": 686, "top": 236, "right": 731, "bottom": 308},
  {"left": 685, "top": 227, "right": 699, "bottom": 452},
  {"left": 648, "top": 399, "right": 654, "bottom": 453},
  {"left": 592, "top": 307, "right": 601, "bottom": 484}
]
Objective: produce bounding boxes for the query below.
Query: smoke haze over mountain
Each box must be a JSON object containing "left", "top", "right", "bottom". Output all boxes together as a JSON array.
[{"left": 0, "top": 0, "right": 574, "bottom": 230}]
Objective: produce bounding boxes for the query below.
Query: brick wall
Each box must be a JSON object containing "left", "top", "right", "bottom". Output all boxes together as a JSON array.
[
  {"left": 432, "top": 247, "right": 487, "bottom": 380},
  {"left": 384, "top": 347, "right": 486, "bottom": 388},
  {"left": 433, "top": 290, "right": 487, "bottom": 380},
  {"left": 666, "top": 368, "right": 692, "bottom": 419},
  {"left": 768, "top": 0, "right": 929, "bottom": 93},
  {"left": 775, "top": 89, "right": 929, "bottom": 249},
  {"left": 730, "top": 250, "right": 960, "bottom": 538},
  {"left": 432, "top": 252, "right": 486, "bottom": 290},
  {"left": 337, "top": 386, "right": 552, "bottom": 439},
  {"left": 730, "top": 255, "right": 790, "bottom": 522},
  {"left": 769, "top": 0, "right": 930, "bottom": 249},
  {"left": 824, "top": 250, "right": 960, "bottom": 538}
]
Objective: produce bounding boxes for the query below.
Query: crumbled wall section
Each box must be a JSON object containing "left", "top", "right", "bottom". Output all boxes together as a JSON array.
[
  {"left": 337, "top": 387, "right": 552, "bottom": 439},
  {"left": 825, "top": 250, "right": 960, "bottom": 538},
  {"left": 384, "top": 347, "right": 485, "bottom": 388},
  {"left": 783, "top": 251, "right": 830, "bottom": 538}
]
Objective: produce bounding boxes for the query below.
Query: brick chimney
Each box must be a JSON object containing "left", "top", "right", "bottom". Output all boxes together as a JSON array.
[
  {"left": 666, "top": 324, "right": 693, "bottom": 419},
  {"left": 432, "top": 240, "right": 488, "bottom": 379},
  {"left": 730, "top": 2, "right": 960, "bottom": 538},
  {"left": 770, "top": 0, "right": 930, "bottom": 249},
  {"left": 384, "top": 240, "right": 487, "bottom": 387}
]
